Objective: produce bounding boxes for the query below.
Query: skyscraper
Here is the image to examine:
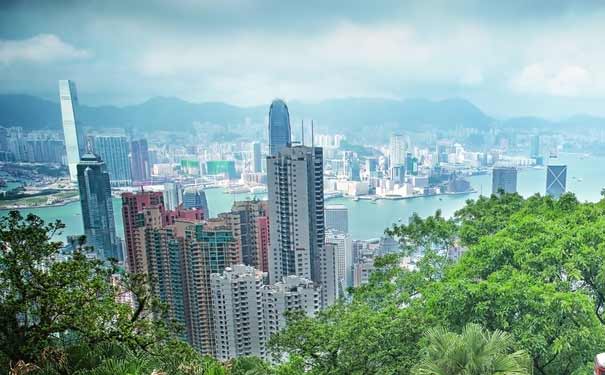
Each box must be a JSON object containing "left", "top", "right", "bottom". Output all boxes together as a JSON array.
[
  {"left": 325, "top": 204, "right": 349, "bottom": 233},
  {"left": 121, "top": 190, "right": 165, "bottom": 273},
  {"left": 211, "top": 267, "right": 321, "bottom": 361},
  {"left": 252, "top": 141, "right": 262, "bottom": 173},
  {"left": 59, "top": 80, "right": 84, "bottom": 182},
  {"left": 267, "top": 146, "right": 325, "bottom": 285},
  {"left": 130, "top": 139, "right": 151, "bottom": 183},
  {"left": 268, "top": 99, "right": 291, "bottom": 156},
  {"left": 77, "top": 153, "right": 121, "bottom": 260},
  {"left": 267, "top": 145, "right": 335, "bottom": 306},
  {"left": 546, "top": 165, "right": 567, "bottom": 198},
  {"left": 230, "top": 200, "right": 269, "bottom": 268},
  {"left": 182, "top": 186, "right": 209, "bottom": 219},
  {"left": 389, "top": 134, "right": 406, "bottom": 167},
  {"left": 262, "top": 275, "right": 321, "bottom": 341},
  {"left": 90, "top": 135, "right": 132, "bottom": 187},
  {"left": 211, "top": 265, "right": 266, "bottom": 360},
  {"left": 492, "top": 166, "right": 517, "bottom": 194},
  {"left": 325, "top": 229, "right": 353, "bottom": 290},
  {"left": 163, "top": 182, "right": 183, "bottom": 210}
]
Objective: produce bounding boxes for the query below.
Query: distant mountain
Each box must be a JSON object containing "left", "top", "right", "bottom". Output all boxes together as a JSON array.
[
  {"left": 0, "top": 95, "right": 493, "bottom": 134},
  {"left": 1, "top": 94, "right": 603, "bottom": 140}
]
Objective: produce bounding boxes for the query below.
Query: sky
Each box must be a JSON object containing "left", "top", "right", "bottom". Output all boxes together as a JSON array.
[{"left": 1, "top": 0, "right": 605, "bottom": 118}]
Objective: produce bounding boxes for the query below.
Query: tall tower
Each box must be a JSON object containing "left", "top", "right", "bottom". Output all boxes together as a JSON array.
[
  {"left": 59, "top": 80, "right": 84, "bottom": 182},
  {"left": 130, "top": 139, "right": 151, "bottom": 183},
  {"left": 90, "top": 135, "right": 132, "bottom": 187},
  {"left": 121, "top": 190, "right": 165, "bottom": 273},
  {"left": 252, "top": 141, "right": 262, "bottom": 172},
  {"left": 77, "top": 153, "right": 121, "bottom": 260},
  {"left": 492, "top": 166, "right": 517, "bottom": 194},
  {"left": 389, "top": 134, "right": 406, "bottom": 167},
  {"left": 546, "top": 165, "right": 567, "bottom": 198},
  {"left": 268, "top": 99, "right": 291, "bottom": 156},
  {"left": 267, "top": 146, "right": 325, "bottom": 286}
]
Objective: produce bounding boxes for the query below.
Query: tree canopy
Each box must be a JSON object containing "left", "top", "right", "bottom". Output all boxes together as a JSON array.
[{"left": 3, "top": 191, "right": 605, "bottom": 374}]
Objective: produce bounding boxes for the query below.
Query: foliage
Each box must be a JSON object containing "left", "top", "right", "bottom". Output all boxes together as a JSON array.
[
  {"left": 5, "top": 190, "right": 605, "bottom": 375},
  {"left": 273, "top": 192, "right": 605, "bottom": 374},
  {"left": 0, "top": 211, "right": 174, "bottom": 371},
  {"left": 413, "top": 323, "right": 531, "bottom": 375}
]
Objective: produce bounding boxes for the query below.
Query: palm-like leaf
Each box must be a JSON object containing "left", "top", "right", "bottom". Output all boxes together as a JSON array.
[{"left": 413, "top": 324, "right": 532, "bottom": 375}]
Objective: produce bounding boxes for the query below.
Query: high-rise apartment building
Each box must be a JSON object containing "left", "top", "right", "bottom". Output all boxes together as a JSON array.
[
  {"left": 267, "top": 146, "right": 325, "bottom": 285},
  {"left": 210, "top": 265, "right": 266, "bottom": 360},
  {"left": 256, "top": 216, "right": 270, "bottom": 273},
  {"left": 121, "top": 190, "right": 165, "bottom": 273},
  {"left": 130, "top": 139, "right": 151, "bottom": 183},
  {"left": 230, "top": 200, "right": 269, "bottom": 268},
  {"left": 268, "top": 99, "right": 291, "bottom": 156},
  {"left": 184, "top": 224, "right": 236, "bottom": 354},
  {"left": 325, "top": 204, "right": 349, "bottom": 234},
  {"left": 546, "top": 165, "right": 567, "bottom": 198},
  {"left": 59, "top": 80, "right": 84, "bottom": 182},
  {"left": 91, "top": 135, "right": 132, "bottom": 187},
  {"left": 325, "top": 229, "right": 353, "bottom": 290},
  {"left": 492, "top": 166, "right": 517, "bottom": 194},
  {"left": 77, "top": 153, "right": 121, "bottom": 260},
  {"left": 262, "top": 275, "right": 321, "bottom": 340},
  {"left": 120, "top": 190, "right": 230, "bottom": 355},
  {"left": 182, "top": 186, "right": 209, "bottom": 219},
  {"left": 211, "top": 267, "right": 320, "bottom": 361},
  {"left": 252, "top": 141, "right": 262, "bottom": 173}
]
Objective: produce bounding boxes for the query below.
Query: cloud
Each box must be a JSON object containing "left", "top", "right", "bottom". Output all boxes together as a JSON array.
[
  {"left": 0, "top": 34, "right": 90, "bottom": 64},
  {"left": 510, "top": 64, "right": 598, "bottom": 97}
]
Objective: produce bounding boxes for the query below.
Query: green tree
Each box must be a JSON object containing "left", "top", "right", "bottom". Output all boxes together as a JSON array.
[
  {"left": 0, "top": 211, "right": 172, "bottom": 370},
  {"left": 413, "top": 323, "right": 531, "bottom": 375}
]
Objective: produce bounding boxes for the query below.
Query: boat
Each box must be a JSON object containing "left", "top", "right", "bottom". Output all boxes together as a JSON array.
[{"left": 352, "top": 197, "right": 359, "bottom": 201}]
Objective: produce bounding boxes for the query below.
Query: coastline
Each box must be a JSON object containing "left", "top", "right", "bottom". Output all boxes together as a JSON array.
[{"left": 0, "top": 196, "right": 80, "bottom": 210}]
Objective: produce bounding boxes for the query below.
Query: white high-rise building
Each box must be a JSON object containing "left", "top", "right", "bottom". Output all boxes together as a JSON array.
[
  {"left": 262, "top": 275, "right": 321, "bottom": 339},
  {"left": 319, "top": 243, "right": 338, "bottom": 306},
  {"left": 325, "top": 229, "right": 353, "bottom": 290},
  {"left": 389, "top": 134, "right": 407, "bottom": 167},
  {"left": 325, "top": 204, "right": 349, "bottom": 234},
  {"left": 267, "top": 146, "right": 325, "bottom": 286},
  {"left": 163, "top": 182, "right": 183, "bottom": 210},
  {"left": 210, "top": 265, "right": 266, "bottom": 361},
  {"left": 59, "top": 80, "right": 84, "bottom": 182},
  {"left": 211, "top": 266, "right": 321, "bottom": 361}
]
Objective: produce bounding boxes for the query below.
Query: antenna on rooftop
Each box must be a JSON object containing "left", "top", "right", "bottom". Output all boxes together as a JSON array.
[
  {"left": 301, "top": 119, "right": 305, "bottom": 146},
  {"left": 311, "top": 120, "right": 314, "bottom": 148}
]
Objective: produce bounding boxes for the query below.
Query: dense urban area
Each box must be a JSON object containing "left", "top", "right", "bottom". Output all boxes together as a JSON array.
[{"left": 4, "top": 2, "right": 605, "bottom": 374}]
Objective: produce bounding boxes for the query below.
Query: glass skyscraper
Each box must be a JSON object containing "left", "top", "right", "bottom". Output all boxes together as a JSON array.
[
  {"left": 546, "top": 165, "right": 567, "bottom": 198},
  {"left": 59, "top": 80, "right": 84, "bottom": 182},
  {"left": 182, "top": 186, "right": 209, "bottom": 219},
  {"left": 90, "top": 135, "right": 132, "bottom": 187},
  {"left": 130, "top": 138, "right": 151, "bottom": 183},
  {"left": 77, "top": 153, "right": 122, "bottom": 260},
  {"left": 492, "top": 166, "right": 517, "bottom": 194},
  {"left": 268, "top": 99, "right": 291, "bottom": 156}
]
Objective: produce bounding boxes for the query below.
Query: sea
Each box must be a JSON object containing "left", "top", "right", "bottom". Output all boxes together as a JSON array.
[{"left": 1, "top": 153, "right": 602, "bottom": 242}]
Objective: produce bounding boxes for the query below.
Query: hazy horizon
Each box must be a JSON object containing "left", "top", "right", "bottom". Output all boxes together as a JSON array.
[{"left": 2, "top": 1, "right": 605, "bottom": 118}]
